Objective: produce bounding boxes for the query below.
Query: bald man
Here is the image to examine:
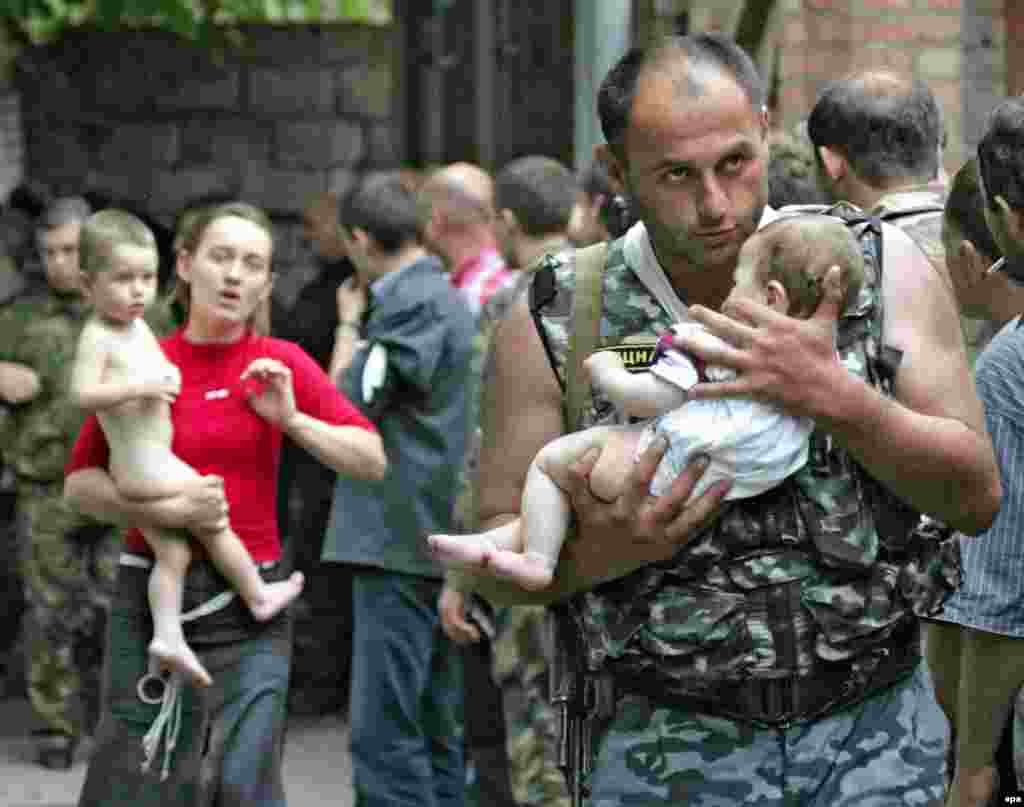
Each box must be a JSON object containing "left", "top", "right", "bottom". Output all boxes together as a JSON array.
[
  {"left": 420, "top": 162, "right": 513, "bottom": 318},
  {"left": 420, "top": 163, "right": 518, "bottom": 805}
]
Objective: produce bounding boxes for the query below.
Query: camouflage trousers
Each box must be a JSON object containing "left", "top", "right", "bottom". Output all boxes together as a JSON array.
[
  {"left": 585, "top": 663, "right": 946, "bottom": 806},
  {"left": 16, "top": 479, "right": 119, "bottom": 739},
  {"left": 493, "top": 605, "right": 571, "bottom": 807}
]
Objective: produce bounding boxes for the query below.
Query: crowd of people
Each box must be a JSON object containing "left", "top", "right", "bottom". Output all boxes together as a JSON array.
[{"left": 0, "top": 26, "right": 1023, "bottom": 807}]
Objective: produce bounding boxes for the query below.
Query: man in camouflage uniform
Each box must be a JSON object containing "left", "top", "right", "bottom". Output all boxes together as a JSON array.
[
  {"left": 806, "top": 70, "right": 994, "bottom": 363},
  {"left": 453, "top": 34, "right": 1000, "bottom": 805},
  {"left": 0, "top": 197, "right": 119, "bottom": 769},
  {"left": 442, "top": 155, "right": 579, "bottom": 807}
]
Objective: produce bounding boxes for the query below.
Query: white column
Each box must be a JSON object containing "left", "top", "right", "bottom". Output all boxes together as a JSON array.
[
  {"left": 574, "top": 0, "right": 632, "bottom": 171},
  {"left": 960, "top": 0, "right": 1001, "bottom": 156}
]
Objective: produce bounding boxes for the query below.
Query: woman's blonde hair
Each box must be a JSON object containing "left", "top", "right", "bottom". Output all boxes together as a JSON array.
[{"left": 173, "top": 202, "right": 275, "bottom": 335}]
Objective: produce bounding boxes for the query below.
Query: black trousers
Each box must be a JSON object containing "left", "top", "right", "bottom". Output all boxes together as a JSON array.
[
  {"left": 462, "top": 631, "right": 517, "bottom": 807},
  {"left": 0, "top": 482, "right": 24, "bottom": 680},
  {"left": 996, "top": 708, "right": 1017, "bottom": 798}
]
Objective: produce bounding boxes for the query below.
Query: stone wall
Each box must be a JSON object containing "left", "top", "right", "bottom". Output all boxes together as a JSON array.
[
  {"left": 15, "top": 23, "right": 399, "bottom": 287},
  {"left": 0, "top": 91, "right": 22, "bottom": 201}
]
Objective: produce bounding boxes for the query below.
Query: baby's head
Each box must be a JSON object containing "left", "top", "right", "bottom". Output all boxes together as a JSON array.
[
  {"left": 726, "top": 214, "right": 865, "bottom": 319},
  {"left": 79, "top": 209, "right": 160, "bottom": 325}
]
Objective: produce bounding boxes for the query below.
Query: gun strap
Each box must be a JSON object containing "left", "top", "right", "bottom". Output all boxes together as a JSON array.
[{"left": 565, "top": 242, "right": 609, "bottom": 431}]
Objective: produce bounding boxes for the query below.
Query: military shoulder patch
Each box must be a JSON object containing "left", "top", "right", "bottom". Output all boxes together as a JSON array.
[{"left": 592, "top": 342, "right": 658, "bottom": 373}]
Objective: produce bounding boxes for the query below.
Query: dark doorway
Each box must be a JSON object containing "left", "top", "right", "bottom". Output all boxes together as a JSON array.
[{"left": 400, "top": 0, "right": 574, "bottom": 171}]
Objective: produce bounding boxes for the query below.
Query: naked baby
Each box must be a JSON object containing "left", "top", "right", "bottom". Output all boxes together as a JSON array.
[
  {"left": 70, "top": 209, "right": 303, "bottom": 686},
  {"left": 429, "top": 213, "right": 865, "bottom": 590}
]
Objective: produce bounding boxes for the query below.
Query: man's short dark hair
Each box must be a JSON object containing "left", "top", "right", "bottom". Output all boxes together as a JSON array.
[
  {"left": 495, "top": 155, "right": 576, "bottom": 237},
  {"left": 597, "top": 32, "right": 765, "bottom": 159},
  {"left": 945, "top": 157, "right": 1002, "bottom": 263},
  {"left": 340, "top": 171, "right": 421, "bottom": 253},
  {"left": 977, "top": 95, "right": 1024, "bottom": 213},
  {"left": 806, "top": 71, "right": 942, "bottom": 185}
]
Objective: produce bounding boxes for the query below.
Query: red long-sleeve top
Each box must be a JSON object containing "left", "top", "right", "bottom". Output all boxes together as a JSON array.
[{"left": 66, "top": 329, "right": 375, "bottom": 563}]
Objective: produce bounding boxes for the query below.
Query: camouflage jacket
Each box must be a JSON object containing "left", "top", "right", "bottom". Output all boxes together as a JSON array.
[
  {"left": 0, "top": 289, "right": 91, "bottom": 481},
  {"left": 529, "top": 205, "right": 958, "bottom": 710}
]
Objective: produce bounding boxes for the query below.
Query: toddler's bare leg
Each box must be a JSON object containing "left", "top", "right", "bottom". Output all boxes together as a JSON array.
[
  {"left": 125, "top": 451, "right": 303, "bottom": 623},
  {"left": 195, "top": 525, "right": 304, "bottom": 622},
  {"left": 143, "top": 528, "right": 212, "bottom": 687}
]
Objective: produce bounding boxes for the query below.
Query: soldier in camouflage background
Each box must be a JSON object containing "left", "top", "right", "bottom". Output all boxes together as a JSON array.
[
  {"left": 450, "top": 34, "right": 1001, "bottom": 806},
  {"left": 0, "top": 197, "right": 116, "bottom": 769},
  {"left": 0, "top": 216, "right": 35, "bottom": 698}
]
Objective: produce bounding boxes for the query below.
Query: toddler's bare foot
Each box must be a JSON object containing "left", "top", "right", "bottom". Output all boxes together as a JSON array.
[
  {"left": 427, "top": 534, "right": 496, "bottom": 567},
  {"left": 149, "top": 637, "right": 212, "bottom": 687},
  {"left": 249, "top": 572, "right": 304, "bottom": 622},
  {"left": 486, "top": 550, "right": 556, "bottom": 591}
]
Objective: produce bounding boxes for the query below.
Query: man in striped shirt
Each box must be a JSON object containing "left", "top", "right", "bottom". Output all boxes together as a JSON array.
[{"left": 926, "top": 97, "right": 1024, "bottom": 807}]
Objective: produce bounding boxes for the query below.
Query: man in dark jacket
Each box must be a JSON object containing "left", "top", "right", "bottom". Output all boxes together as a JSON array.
[{"left": 324, "top": 171, "right": 475, "bottom": 807}]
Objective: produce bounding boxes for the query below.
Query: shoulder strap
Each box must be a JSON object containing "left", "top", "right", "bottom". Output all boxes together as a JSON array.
[
  {"left": 565, "top": 242, "right": 609, "bottom": 431},
  {"left": 875, "top": 203, "right": 945, "bottom": 222}
]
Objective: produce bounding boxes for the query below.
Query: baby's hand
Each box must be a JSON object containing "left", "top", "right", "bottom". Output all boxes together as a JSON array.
[
  {"left": 584, "top": 350, "right": 625, "bottom": 386},
  {"left": 140, "top": 366, "right": 181, "bottom": 403}
]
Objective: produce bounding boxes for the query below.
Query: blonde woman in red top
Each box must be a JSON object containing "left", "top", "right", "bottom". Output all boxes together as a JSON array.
[{"left": 65, "top": 202, "right": 385, "bottom": 806}]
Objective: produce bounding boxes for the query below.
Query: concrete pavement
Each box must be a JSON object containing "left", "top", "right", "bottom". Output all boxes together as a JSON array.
[{"left": 0, "top": 695, "right": 353, "bottom": 807}]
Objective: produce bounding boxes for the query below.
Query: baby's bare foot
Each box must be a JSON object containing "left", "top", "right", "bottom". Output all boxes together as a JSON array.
[
  {"left": 149, "top": 637, "right": 212, "bottom": 687},
  {"left": 428, "top": 534, "right": 496, "bottom": 567},
  {"left": 250, "top": 572, "right": 304, "bottom": 622}
]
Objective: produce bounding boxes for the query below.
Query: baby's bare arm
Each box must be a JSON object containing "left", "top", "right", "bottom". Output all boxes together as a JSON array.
[
  {"left": 585, "top": 352, "right": 688, "bottom": 419},
  {"left": 71, "top": 321, "right": 178, "bottom": 411}
]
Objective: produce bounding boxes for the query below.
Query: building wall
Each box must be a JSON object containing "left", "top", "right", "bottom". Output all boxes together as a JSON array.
[
  {"left": 772, "top": 0, "right": 992, "bottom": 174},
  {"left": 15, "top": 23, "right": 399, "bottom": 285},
  {"left": 639, "top": 0, "right": 1013, "bottom": 178}
]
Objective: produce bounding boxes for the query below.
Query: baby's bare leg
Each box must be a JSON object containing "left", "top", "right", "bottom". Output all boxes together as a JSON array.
[
  {"left": 429, "top": 426, "right": 627, "bottom": 590},
  {"left": 143, "top": 528, "right": 211, "bottom": 687},
  {"left": 490, "top": 426, "right": 639, "bottom": 588}
]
